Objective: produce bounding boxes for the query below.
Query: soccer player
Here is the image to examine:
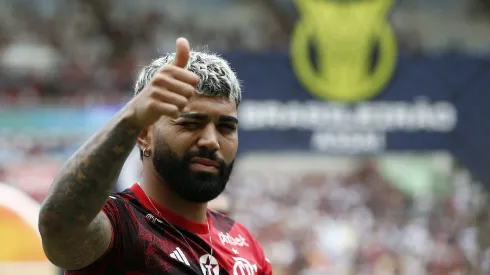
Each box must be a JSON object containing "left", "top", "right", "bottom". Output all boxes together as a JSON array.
[{"left": 38, "top": 38, "right": 272, "bottom": 275}]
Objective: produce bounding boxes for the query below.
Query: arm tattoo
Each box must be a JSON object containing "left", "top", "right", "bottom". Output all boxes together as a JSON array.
[
  {"left": 41, "top": 212, "right": 113, "bottom": 270},
  {"left": 39, "top": 108, "right": 140, "bottom": 243}
]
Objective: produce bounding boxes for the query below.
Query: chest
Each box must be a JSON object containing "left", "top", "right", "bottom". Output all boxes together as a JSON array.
[{"left": 122, "top": 217, "right": 262, "bottom": 275}]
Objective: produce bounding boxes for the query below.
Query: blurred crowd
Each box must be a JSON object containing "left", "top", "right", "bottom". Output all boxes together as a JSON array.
[
  {"left": 0, "top": 0, "right": 287, "bottom": 107},
  {"left": 229, "top": 156, "right": 490, "bottom": 275}
]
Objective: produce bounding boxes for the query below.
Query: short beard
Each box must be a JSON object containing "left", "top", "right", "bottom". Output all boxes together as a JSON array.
[{"left": 151, "top": 141, "right": 234, "bottom": 203}]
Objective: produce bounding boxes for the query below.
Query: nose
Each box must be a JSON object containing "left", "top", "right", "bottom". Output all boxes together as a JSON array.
[{"left": 196, "top": 124, "right": 220, "bottom": 152}]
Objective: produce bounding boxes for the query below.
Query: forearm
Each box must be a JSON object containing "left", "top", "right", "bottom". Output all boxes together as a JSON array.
[{"left": 39, "top": 107, "right": 141, "bottom": 236}]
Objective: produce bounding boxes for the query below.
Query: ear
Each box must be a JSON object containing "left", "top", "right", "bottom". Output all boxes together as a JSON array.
[{"left": 137, "top": 125, "right": 153, "bottom": 154}]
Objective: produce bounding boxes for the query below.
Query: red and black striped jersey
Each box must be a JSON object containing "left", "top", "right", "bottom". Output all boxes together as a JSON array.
[{"left": 65, "top": 184, "right": 272, "bottom": 275}]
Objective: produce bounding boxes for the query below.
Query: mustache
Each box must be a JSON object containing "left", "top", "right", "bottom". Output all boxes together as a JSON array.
[{"left": 184, "top": 147, "right": 223, "bottom": 164}]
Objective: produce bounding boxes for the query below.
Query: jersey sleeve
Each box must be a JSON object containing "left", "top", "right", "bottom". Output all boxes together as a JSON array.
[
  {"left": 65, "top": 196, "right": 126, "bottom": 274},
  {"left": 100, "top": 196, "right": 125, "bottom": 263}
]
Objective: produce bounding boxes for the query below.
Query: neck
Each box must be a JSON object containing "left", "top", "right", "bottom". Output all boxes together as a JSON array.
[{"left": 140, "top": 165, "right": 208, "bottom": 224}]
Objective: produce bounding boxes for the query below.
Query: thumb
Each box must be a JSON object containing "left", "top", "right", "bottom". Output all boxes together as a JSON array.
[{"left": 173, "top": 37, "right": 190, "bottom": 68}]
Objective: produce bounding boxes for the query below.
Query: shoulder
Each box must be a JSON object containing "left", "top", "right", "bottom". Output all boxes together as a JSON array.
[
  {"left": 100, "top": 188, "right": 152, "bottom": 244},
  {"left": 105, "top": 188, "right": 143, "bottom": 213}
]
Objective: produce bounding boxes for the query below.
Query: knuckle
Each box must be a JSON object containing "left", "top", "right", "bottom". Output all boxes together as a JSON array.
[
  {"left": 192, "top": 74, "right": 200, "bottom": 83},
  {"left": 170, "top": 104, "right": 179, "bottom": 112},
  {"left": 188, "top": 73, "right": 200, "bottom": 85},
  {"left": 169, "top": 107, "right": 180, "bottom": 117},
  {"left": 160, "top": 65, "right": 173, "bottom": 74},
  {"left": 148, "top": 88, "right": 158, "bottom": 98},
  {"left": 189, "top": 72, "right": 201, "bottom": 85},
  {"left": 146, "top": 100, "right": 158, "bottom": 111},
  {"left": 149, "top": 88, "right": 166, "bottom": 100},
  {"left": 150, "top": 75, "right": 165, "bottom": 87},
  {"left": 176, "top": 98, "right": 188, "bottom": 109},
  {"left": 185, "top": 85, "right": 196, "bottom": 97},
  {"left": 177, "top": 84, "right": 193, "bottom": 98},
  {"left": 164, "top": 104, "right": 179, "bottom": 118},
  {"left": 149, "top": 78, "right": 160, "bottom": 89}
]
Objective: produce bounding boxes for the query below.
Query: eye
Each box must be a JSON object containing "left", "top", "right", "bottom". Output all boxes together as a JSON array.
[
  {"left": 180, "top": 122, "right": 202, "bottom": 130},
  {"left": 218, "top": 124, "right": 237, "bottom": 134}
]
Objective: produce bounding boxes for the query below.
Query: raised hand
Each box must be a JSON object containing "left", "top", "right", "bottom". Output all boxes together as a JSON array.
[{"left": 127, "top": 37, "right": 199, "bottom": 127}]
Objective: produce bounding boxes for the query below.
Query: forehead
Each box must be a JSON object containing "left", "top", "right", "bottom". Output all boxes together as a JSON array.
[{"left": 182, "top": 94, "right": 237, "bottom": 118}]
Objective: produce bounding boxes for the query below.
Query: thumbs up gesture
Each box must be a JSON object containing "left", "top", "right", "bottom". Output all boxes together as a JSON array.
[{"left": 126, "top": 38, "right": 199, "bottom": 127}]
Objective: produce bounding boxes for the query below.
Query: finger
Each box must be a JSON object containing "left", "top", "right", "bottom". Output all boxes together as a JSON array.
[
  {"left": 158, "top": 66, "right": 200, "bottom": 88},
  {"left": 152, "top": 74, "right": 196, "bottom": 99},
  {"left": 173, "top": 37, "right": 190, "bottom": 69},
  {"left": 150, "top": 88, "right": 189, "bottom": 110},
  {"left": 151, "top": 101, "right": 181, "bottom": 119}
]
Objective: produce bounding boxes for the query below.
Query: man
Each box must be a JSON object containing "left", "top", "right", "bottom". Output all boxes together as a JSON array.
[{"left": 39, "top": 38, "right": 272, "bottom": 275}]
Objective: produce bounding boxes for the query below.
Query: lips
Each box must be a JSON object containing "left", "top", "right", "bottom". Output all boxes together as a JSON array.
[{"left": 190, "top": 157, "right": 220, "bottom": 168}]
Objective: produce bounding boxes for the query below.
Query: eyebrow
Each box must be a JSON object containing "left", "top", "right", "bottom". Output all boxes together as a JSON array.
[{"left": 180, "top": 113, "right": 239, "bottom": 124}]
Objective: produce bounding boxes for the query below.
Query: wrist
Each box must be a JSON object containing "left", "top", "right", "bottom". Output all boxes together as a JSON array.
[{"left": 120, "top": 104, "right": 145, "bottom": 131}]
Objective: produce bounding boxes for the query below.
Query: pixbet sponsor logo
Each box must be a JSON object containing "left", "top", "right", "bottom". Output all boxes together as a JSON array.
[{"left": 218, "top": 232, "right": 249, "bottom": 247}]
